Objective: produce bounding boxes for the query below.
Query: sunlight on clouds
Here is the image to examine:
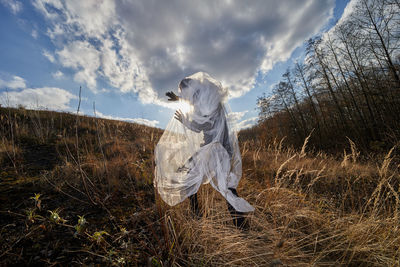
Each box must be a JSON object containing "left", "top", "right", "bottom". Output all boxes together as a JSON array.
[
  {"left": 227, "top": 111, "right": 257, "bottom": 130},
  {"left": 51, "top": 71, "right": 64, "bottom": 79},
  {"left": 0, "top": 75, "right": 26, "bottom": 90},
  {"left": 336, "top": 0, "right": 358, "bottom": 27},
  {"left": 33, "top": 0, "right": 335, "bottom": 106},
  {"left": 63, "top": 0, "right": 116, "bottom": 38},
  {"left": 323, "top": 0, "right": 358, "bottom": 39},
  {"left": 228, "top": 110, "right": 247, "bottom": 124},
  {"left": 42, "top": 50, "right": 55, "bottom": 63},
  {"left": 32, "top": 0, "right": 63, "bottom": 19},
  {"left": 0, "top": 0, "right": 22, "bottom": 15},
  {"left": 57, "top": 41, "right": 100, "bottom": 91},
  {"left": 94, "top": 111, "right": 160, "bottom": 127},
  {"left": 0, "top": 87, "right": 77, "bottom": 110},
  {"left": 236, "top": 117, "right": 258, "bottom": 130},
  {"left": 129, "top": 118, "right": 160, "bottom": 127}
]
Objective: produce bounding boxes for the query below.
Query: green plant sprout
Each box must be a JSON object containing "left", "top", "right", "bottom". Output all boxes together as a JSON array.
[
  {"left": 90, "top": 230, "right": 109, "bottom": 244},
  {"left": 74, "top": 215, "right": 87, "bottom": 235},
  {"left": 120, "top": 226, "right": 128, "bottom": 235},
  {"left": 77, "top": 215, "right": 86, "bottom": 225},
  {"left": 25, "top": 208, "right": 41, "bottom": 223},
  {"left": 30, "top": 193, "right": 42, "bottom": 210},
  {"left": 48, "top": 208, "right": 66, "bottom": 224},
  {"left": 116, "top": 257, "right": 126, "bottom": 265}
]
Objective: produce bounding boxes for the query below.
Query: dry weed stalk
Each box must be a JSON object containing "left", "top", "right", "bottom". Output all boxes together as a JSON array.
[
  {"left": 2, "top": 103, "right": 399, "bottom": 265},
  {"left": 161, "top": 134, "right": 400, "bottom": 266},
  {"left": 346, "top": 137, "right": 360, "bottom": 163},
  {"left": 300, "top": 129, "right": 314, "bottom": 158}
]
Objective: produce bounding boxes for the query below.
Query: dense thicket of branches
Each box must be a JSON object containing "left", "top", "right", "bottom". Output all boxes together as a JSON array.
[{"left": 256, "top": 0, "right": 400, "bottom": 152}]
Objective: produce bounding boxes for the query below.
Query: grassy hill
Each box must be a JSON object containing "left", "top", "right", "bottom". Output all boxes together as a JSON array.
[{"left": 1, "top": 107, "right": 399, "bottom": 266}]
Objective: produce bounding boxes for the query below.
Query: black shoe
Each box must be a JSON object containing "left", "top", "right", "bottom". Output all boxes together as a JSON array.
[{"left": 227, "top": 188, "right": 250, "bottom": 230}]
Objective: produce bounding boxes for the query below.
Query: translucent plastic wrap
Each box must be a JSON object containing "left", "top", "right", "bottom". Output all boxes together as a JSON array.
[{"left": 154, "top": 72, "right": 254, "bottom": 212}]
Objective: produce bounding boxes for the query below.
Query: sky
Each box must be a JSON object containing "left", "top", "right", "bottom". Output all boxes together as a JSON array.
[{"left": 0, "top": 0, "right": 351, "bottom": 129}]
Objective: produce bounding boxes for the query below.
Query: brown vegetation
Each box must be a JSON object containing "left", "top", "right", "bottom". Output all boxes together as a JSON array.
[
  {"left": 257, "top": 0, "right": 400, "bottom": 153},
  {"left": 0, "top": 106, "right": 163, "bottom": 265},
  {"left": 1, "top": 106, "right": 399, "bottom": 266}
]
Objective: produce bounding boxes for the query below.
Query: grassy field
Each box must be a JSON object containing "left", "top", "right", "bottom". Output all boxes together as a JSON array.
[{"left": 1, "top": 107, "right": 399, "bottom": 266}]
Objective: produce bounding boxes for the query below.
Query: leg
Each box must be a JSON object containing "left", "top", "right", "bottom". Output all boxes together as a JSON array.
[
  {"left": 189, "top": 193, "right": 201, "bottom": 218},
  {"left": 227, "top": 188, "right": 249, "bottom": 230}
]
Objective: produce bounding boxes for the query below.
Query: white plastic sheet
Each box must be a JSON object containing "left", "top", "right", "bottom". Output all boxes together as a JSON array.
[{"left": 154, "top": 72, "right": 254, "bottom": 212}]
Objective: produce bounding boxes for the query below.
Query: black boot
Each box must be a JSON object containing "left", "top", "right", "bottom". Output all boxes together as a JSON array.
[
  {"left": 189, "top": 193, "right": 202, "bottom": 218},
  {"left": 227, "top": 188, "right": 249, "bottom": 230}
]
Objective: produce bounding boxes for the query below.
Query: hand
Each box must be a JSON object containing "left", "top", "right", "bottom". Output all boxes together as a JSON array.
[
  {"left": 166, "top": 91, "right": 179, "bottom": 101},
  {"left": 174, "top": 109, "right": 184, "bottom": 123}
]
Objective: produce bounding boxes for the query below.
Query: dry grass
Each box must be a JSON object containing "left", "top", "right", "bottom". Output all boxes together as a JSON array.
[
  {"left": 1, "top": 106, "right": 399, "bottom": 266},
  {"left": 159, "top": 137, "right": 400, "bottom": 266}
]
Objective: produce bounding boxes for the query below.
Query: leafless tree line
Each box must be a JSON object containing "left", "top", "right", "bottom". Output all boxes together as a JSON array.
[{"left": 257, "top": 0, "right": 400, "bottom": 152}]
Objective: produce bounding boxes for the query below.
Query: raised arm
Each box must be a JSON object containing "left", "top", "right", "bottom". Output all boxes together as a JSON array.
[
  {"left": 174, "top": 110, "right": 213, "bottom": 133},
  {"left": 166, "top": 91, "right": 180, "bottom": 101}
]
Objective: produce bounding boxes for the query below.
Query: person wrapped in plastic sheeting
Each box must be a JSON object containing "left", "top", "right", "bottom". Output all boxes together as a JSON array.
[{"left": 154, "top": 72, "right": 254, "bottom": 228}]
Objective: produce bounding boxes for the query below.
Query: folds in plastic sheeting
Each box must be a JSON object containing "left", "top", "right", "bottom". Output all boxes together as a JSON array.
[{"left": 154, "top": 72, "right": 254, "bottom": 213}]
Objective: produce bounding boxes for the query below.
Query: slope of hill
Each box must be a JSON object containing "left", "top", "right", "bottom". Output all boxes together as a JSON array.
[
  {"left": 0, "top": 107, "right": 163, "bottom": 265},
  {"left": 1, "top": 107, "right": 399, "bottom": 266}
]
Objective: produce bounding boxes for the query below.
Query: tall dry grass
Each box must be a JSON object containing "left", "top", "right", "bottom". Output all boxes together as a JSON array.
[
  {"left": 1, "top": 106, "right": 399, "bottom": 266},
  {"left": 157, "top": 137, "right": 400, "bottom": 266},
  {"left": 0, "top": 107, "right": 164, "bottom": 265}
]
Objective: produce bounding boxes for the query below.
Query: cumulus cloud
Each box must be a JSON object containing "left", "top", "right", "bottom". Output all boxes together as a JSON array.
[
  {"left": 31, "top": 29, "right": 38, "bottom": 39},
  {"left": 336, "top": 0, "right": 358, "bottom": 27},
  {"left": 56, "top": 40, "right": 101, "bottom": 90},
  {"left": 0, "top": 87, "right": 77, "bottom": 110},
  {"left": 32, "top": 0, "right": 63, "bottom": 20},
  {"left": 129, "top": 118, "right": 160, "bottom": 128},
  {"left": 228, "top": 110, "right": 247, "bottom": 124},
  {"left": 322, "top": 0, "right": 358, "bottom": 40},
  {"left": 94, "top": 111, "right": 159, "bottom": 127},
  {"left": 236, "top": 117, "right": 258, "bottom": 130},
  {"left": 0, "top": 75, "right": 26, "bottom": 89},
  {"left": 1, "top": 0, "right": 22, "bottom": 14},
  {"left": 34, "top": 0, "right": 334, "bottom": 104},
  {"left": 227, "top": 110, "right": 258, "bottom": 130},
  {"left": 42, "top": 50, "right": 55, "bottom": 63},
  {"left": 52, "top": 70, "right": 64, "bottom": 79}
]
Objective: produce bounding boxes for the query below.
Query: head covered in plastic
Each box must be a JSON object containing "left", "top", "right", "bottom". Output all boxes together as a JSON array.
[
  {"left": 178, "top": 72, "right": 228, "bottom": 117},
  {"left": 154, "top": 72, "right": 254, "bottom": 213}
]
